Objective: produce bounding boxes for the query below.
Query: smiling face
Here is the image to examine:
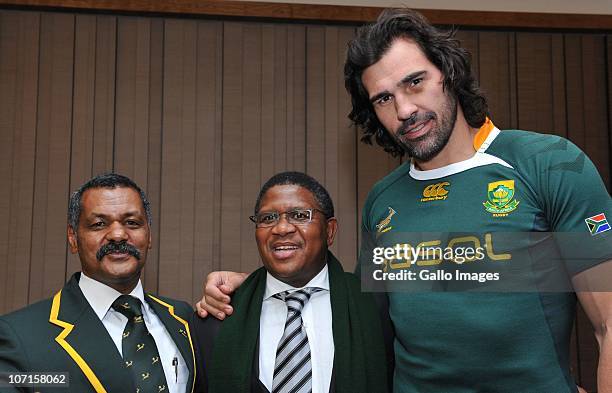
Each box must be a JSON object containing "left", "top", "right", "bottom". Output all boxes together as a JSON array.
[
  {"left": 67, "top": 187, "right": 151, "bottom": 293},
  {"left": 362, "top": 37, "right": 458, "bottom": 162},
  {"left": 255, "top": 185, "right": 337, "bottom": 288}
]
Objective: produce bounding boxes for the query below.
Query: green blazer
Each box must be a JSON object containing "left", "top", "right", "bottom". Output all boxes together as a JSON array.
[{"left": 0, "top": 273, "right": 196, "bottom": 393}]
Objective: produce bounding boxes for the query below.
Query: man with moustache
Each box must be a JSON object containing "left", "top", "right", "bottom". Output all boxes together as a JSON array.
[
  {"left": 0, "top": 173, "right": 196, "bottom": 393},
  {"left": 198, "top": 8, "right": 611, "bottom": 393},
  {"left": 191, "top": 172, "right": 389, "bottom": 393}
]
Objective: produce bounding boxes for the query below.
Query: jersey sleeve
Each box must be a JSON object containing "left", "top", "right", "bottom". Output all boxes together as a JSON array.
[{"left": 538, "top": 138, "right": 612, "bottom": 275}]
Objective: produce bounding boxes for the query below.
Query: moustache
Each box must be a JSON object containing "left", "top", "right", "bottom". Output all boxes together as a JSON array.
[
  {"left": 397, "top": 112, "right": 435, "bottom": 136},
  {"left": 96, "top": 241, "right": 141, "bottom": 261}
]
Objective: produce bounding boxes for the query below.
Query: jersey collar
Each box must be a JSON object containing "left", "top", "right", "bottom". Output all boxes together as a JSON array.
[{"left": 409, "top": 118, "right": 508, "bottom": 180}]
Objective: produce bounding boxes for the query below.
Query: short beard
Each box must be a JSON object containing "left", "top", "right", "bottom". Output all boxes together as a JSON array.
[{"left": 395, "top": 93, "right": 457, "bottom": 162}]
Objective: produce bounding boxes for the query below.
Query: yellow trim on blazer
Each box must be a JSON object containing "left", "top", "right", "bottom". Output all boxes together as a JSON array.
[
  {"left": 147, "top": 294, "right": 196, "bottom": 393},
  {"left": 49, "top": 290, "right": 107, "bottom": 393}
]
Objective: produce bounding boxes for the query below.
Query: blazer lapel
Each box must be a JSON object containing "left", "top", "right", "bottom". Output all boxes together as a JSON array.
[
  {"left": 146, "top": 294, "right": 196, "bottom": 393},
  {"left": 49, "top": 273, "right": 134, "bottom": 393}
]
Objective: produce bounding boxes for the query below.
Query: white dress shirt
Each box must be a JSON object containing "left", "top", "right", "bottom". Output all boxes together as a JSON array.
[
  {"left": 259, "top": 265, "right": 334, "bottom": 393},
  {"left": 79, "top": 272, "right": 189, "bottom": 393}
]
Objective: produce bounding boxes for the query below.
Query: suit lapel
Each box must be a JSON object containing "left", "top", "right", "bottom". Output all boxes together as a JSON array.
[
  {"left": 49, "top": 273, "right": 134, "bottom": 393},
  {"left": 146, "top": 294, "right": 196, "bottom": 393}
]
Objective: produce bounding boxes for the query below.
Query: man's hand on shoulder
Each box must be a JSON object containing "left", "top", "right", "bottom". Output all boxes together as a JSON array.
[{"left": 195, "top": 271, "right": 248, "bottom": 319}]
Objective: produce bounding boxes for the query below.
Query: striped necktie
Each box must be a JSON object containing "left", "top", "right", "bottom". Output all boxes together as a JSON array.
[
  {"left": 112, "top": 295, "right": 168, "bottom": 393},
  {"left": 271, "top": 287, "right": 323, "bottom": 393}
]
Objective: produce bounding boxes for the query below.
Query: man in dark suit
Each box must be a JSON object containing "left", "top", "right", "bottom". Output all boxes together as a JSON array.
[
  {"left": 0, "top": 173, "right": 196, "bottom": 393},
  {"left": 191, "top": 172, "right": 390, "bottom": 393}
]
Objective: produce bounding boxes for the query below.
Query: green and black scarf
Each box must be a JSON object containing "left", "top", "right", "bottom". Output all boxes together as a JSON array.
[{"left": 207, "top": 251, "right": 389, "bottom": 393}]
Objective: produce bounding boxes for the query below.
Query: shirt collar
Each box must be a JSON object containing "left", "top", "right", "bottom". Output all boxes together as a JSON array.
[
  {"left": 78, "top": 272, "right": 146, "bottom": 321},
  {"left": 264, "top": 263, "right": 330, "bottom": 301},
  {"left": 472, "top": 117, "right": 496, "bottom": 152}
]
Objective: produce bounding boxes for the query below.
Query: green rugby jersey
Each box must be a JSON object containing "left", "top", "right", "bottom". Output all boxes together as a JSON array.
[{"left": 360, "top": 120, "right": 612, "bottom": 392}]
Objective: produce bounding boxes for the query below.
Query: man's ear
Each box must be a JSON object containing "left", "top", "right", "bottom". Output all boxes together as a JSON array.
[
  {"left": 325, "top": 217, "right": 338, "bottom": 247},
  {"left": 67, "top": 225, "right": 79, "bottom": 254}
]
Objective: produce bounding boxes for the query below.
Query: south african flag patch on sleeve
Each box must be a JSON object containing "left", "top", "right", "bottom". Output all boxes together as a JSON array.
[{"left": 585, "top": 213, "right": 611, "bottom": 235}]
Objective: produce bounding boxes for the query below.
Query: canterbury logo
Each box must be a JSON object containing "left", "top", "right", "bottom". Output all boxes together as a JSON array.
[{"left": 421, "top": 182, "right": 450, "bottom": 201}]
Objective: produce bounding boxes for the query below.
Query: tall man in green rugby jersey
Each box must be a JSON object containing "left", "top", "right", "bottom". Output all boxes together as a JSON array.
[{"left": 196, "top": 8, "right": 611, "bottom": 393}]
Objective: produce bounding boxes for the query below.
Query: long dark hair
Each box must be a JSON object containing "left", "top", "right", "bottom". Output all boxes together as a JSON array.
[{"left": 344, "top": 8, "right": 489, "bottom": 157}]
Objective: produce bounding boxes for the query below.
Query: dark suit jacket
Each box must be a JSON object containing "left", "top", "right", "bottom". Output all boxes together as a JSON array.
[
  {"left": 190, "top": 293, "right": 394, "bottom": 393},
  {"left": 0, "top": 273, "right": 196, "bottom": 393}
]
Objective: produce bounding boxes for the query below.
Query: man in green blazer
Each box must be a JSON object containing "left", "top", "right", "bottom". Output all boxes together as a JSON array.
[{"left": 0, "top": 173, "right": 196, "bottom": 393}]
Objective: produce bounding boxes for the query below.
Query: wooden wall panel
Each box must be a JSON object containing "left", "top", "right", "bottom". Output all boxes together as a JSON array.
[
  {"left": 565, "top": 33, "right": 610, "bottom": 183},
  {"left": 333, "top": 27, "right": 359, "bottom": 270},
  {"left": 317, "top": 26, "right": 361, "bottom": 268},
  {"left": 191, "top": 20, "right": 223, "bottom": 301},
  {"left": 456, "top": 31, "right": 479, "bottom": 80},
  {"left": 305, "top": 26, "right": 326, "bottom": 182},
  {"left": 260, "top": 24, "right": 279, "bottom": 177},
  {"left": 240, "top": 22, "right": 264, "bottom": 273},
  {"left": 323, "top": 26, "right": 340, "bottom": 256},
  {"left": 478, "top": 31, "right": 517, "bottom": 129},
  {"left": 515, "top": 32, "right": 572, "bottom": 139},
  {"left": 0, "top": 12, "right": 18, "bottom": 311},
  {"left": 0, "top": 11, "right": 39, "bottom": 311},
  {"left": 516, "top": 33, "right": 559, "bottom": 133},
  {"left": 114, "top": 17, "right": 152, "bottom": 180},
  {"left": 323, "top": 26, "right": 340, "bottom": 217},
  {"left": 91, "top": 16, "right": 116, "bottom": 174},
  {"left": 220, "top": 22, "right": 245, "bottom": 274},
  {"left": 578, "top": 35, "right": 609, "bottom": 186},
  {"left": 67, "top": 13, "right": 96, "bottom": 276},
  {"left": 550, "top": 35, "right": 568, "bottom": 137},
  {"left": 143, "top": 18, "right": 164, "bottom": 294},
  {"left": 565, "top": 35, "right": 586, "bottom": 146},
  {"left": 28, "top": 12, "right": 74, "bottom": 303},
  {"left": 287, "top": 25, "right": 306, "bottom": 172},
  {"left": 158, "top": 18, "right": 200, "bottom": 301}
]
